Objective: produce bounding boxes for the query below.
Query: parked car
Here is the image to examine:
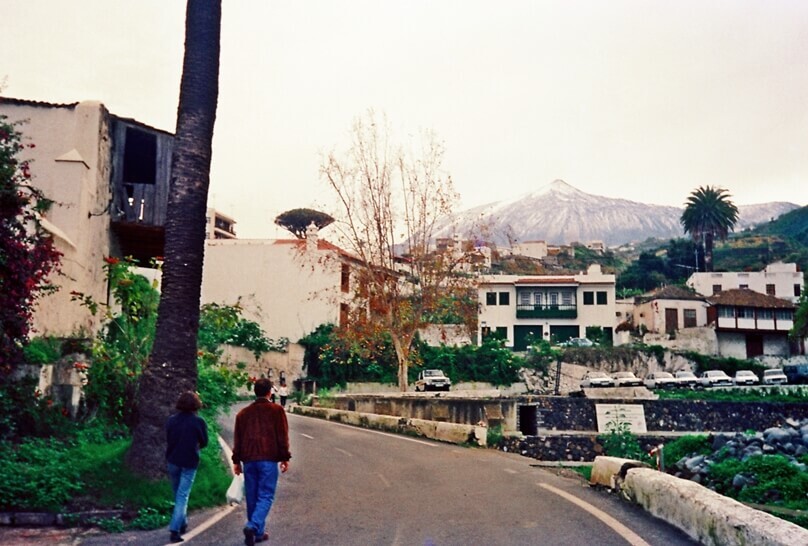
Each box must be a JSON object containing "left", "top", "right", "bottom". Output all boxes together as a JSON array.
[
  {"left": 562, "top": 337, "right": 595, "bottom": 348},
  {"left": 699, "top": 370, "right": 733, "bottom": 388},
  {"left": 733, "top": 370, "right": 759, "bottom": 386},
  {"left": 580, "top": 371, "right": 614, "bottom": 388},
  {"left": 762, "top": 368, "right": 788, "bottom": 385},
  {"left": 644, "top": 371, "right": 677, "bottom": 389},
  {"left": 612, "top": 371, "right": 643, "bottom": 387},
  {"left": 674, "top": 371, "right": 699, "bottom": 388},
  {"left": 415, "top": 369, "right": 451, "bottom": 392},
  {"left": 783, "top": 364, "right": 808, "bottom": 385}
]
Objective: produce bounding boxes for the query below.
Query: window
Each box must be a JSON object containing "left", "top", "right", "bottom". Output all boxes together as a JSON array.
[
  {"left": 718, "top": 307, "right": 735, "bottom": 318},
  {"left": 775, "top": 309, "right": 794, "bottom": 321},
  {"left": 340, "top": 264, "right": 350, "bottom": 293},
  {"left": 597, "top": 291, "right": 607, "bottom": 305},
  {"left": 766, "top": 284, "right": 776, "bottom": 296},
  {"left": 519, "top": 291, "right": 531, "bottom": 306},
  {"left": 712, "top": 284, "right": 722, "bottom": 295},
  {"left": 339, "top": 303, "right": 349, "bottom": 328},
  {"left": 739, "top": 284, "right": 748, "bottom": 290},
  {"left": 738, "top": 307, "right": 755, "bottom": 319},
  {"left": 583, "top": 291, "right": 594, "bottom": 305},
  {"left": 796, "top": 284, "right": 802, "bottom": 298},
  {"left": 683, "top": 309, "right": 697, "bottom": 327},
  {"left": 562, "top": 291, "right": 572, "bottom": 305},
  {"left": 486, "top": 292, "right": 497, "bottom": 305},
  {"left": 122, "top": 127, "right": 157, "bottom": 184},
  {"left": 495, "top": 326, "right": 508, "bottom": 340},
  {"left": 757, "top": 309, "right": 773, "bottom": 320},
  {"left": 533, "top": 291, "right": 543, "bottom": 305},
  {"left": 549, "top": 292, "right": 559, "bottom": 306},
  {"left": 498, "top": 292, "right": 510, "bottom": 305}
]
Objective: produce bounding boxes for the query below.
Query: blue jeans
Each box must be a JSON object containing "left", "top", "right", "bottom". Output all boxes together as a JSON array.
[
  {"left": 167, "top": 463, "right": 197, "bottom": 533},
  {"left": 243, "top": 460, "right": 279, "bottom": 536}
]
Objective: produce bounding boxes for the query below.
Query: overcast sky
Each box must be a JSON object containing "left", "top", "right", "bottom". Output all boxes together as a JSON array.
[{"left": 3, "top": 0, "right": 807, "bottom": 238}]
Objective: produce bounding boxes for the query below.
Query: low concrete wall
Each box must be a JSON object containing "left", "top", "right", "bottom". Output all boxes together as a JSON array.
[
  {"left": 291, "top": 405, "right": 487, "bottom": 447},
  {"left": 622, "top": 467, "right": 808, "bottom": 546}
]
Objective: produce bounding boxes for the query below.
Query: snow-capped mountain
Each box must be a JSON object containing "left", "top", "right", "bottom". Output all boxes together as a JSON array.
[{"left": 439, "top": 180, "right": 800, "bottom": 247}]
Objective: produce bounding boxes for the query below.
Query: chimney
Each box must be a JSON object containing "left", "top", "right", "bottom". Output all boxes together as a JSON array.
[{"left": 306, "top": 222, "right": 319, "bottom": 250}]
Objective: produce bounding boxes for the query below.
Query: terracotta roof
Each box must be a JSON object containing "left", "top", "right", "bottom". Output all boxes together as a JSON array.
[
  {"left": 515, "top": 277, "right": 578, "bottom": 285},
  {"left": 638, "top": 285, "right": 706, "bottom": 303},
  {"left": 0, "top": 96, "right": 78, "bottom": 109},
  {"left": 707, "top": 288, "right": 795, "bottom": 309},
  {"left": 272, "top": 238, "right": 360, "bottom": 261}
]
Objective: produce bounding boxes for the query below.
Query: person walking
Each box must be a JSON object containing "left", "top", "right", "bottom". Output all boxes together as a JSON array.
[
  {"left": 232, "top": 378, "right": 291, "bottom": 545},
  {"left": 165, "top": 391, "right": 209, "bottom": 543},
  {"left": 278, "top": 382, "right": 289, "bottom": 408}
]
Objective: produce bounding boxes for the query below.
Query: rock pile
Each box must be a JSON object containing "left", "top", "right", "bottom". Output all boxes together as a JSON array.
[{"left": 671, "top": 418, "right": 808, "bottom": 486}]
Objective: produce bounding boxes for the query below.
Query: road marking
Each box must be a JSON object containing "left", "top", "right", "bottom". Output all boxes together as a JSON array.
[
  {"left": 537, "top": 483, "right": 651, "bottom": 546},
  {"left": 300, "top": 433, "right": 315, "bottom": 439},
  {"left": 335, "top": 447, "right": 353, "bottom": 457},
  {"left": 167, "top": 504, "right": 238, "bottom": 545},
  {"left": 376, "top": 473, "right": 391, "bottom": 488}
]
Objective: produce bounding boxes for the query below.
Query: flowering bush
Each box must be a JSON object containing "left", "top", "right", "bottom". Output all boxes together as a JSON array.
[{"left": 0, "top": 116, "right": 61, "bottom": 373}]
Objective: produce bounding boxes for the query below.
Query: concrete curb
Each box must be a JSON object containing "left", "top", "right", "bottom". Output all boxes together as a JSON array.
[
  {"left": 591, "top": 456, "right": 808, "bottom": 546},
  {"left": 291, "top": 405, "right": 487, "bottom": 446}
]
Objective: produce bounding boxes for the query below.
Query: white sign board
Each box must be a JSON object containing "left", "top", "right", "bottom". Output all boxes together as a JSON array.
[{"left": 595, "top": 404, "right": 647, "bottom": 433}]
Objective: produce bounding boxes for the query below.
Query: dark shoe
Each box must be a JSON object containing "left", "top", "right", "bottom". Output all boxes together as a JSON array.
[
  {"left": 170, "top": 531, "right": 185, "bottom": 543},
  {"left": 180, "top": 523, "right": 188, "bottom": 534},
  {"left": 256, "top": 532, "right": 269, "bottom": 543},
  {"left": 244, "top": 527, "right": 256, "bottom": 546}
]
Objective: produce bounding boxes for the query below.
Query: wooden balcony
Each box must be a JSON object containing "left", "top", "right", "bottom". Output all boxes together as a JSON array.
[{"left": 516, "top": 304, "right": 577, "bottom": 319}]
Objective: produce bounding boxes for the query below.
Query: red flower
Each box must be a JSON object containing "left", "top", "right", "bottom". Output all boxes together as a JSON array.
[{"left": 103, "top": 256, "right": 120, "bottom": 265}]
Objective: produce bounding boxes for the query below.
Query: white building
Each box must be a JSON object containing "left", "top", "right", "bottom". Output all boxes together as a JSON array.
[
  {"left": 707, "top": 289, "right": 796, "bottom": 359},
  {"left": 511, "top": 240, "right": 548, "bottom": 260},
  {"left": 205, "top": 208, "right": 237, "bottom": 239},
  {"left": 201, "top": 226, "right": 358, "bottom": 344},
  {"left": 1, "top": 98, "right": 113, "bottom": 338},
  {"left": 633, "top": 285, "right": 710, "bottom": 335},
  {"left": 477, "top": 264, "right": 616, "bottom": 350},
  {"left": 687, "top": 262, "right": 803, "bottom": 303}
]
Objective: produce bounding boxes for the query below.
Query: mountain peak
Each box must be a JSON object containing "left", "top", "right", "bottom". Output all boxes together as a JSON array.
[
  {"left": 532, "top": 179, "right": 583, "bottom": 197},
  {"left": 442, "top": 182, "right": 800, "bottom": 247}
]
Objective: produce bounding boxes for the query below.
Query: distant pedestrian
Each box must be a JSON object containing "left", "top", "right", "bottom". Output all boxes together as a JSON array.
[
  {"left": 278, "top": 382, "right": 289, "bottom": 408},
  {"left": 270, "top": 382, "right": 278, "bottom": 404},
  {"left": 232, "top": 378, "right": 291, "bottom": 545},
  {"left": 165, "top": 391, "right": 208, "bottom": 543}
]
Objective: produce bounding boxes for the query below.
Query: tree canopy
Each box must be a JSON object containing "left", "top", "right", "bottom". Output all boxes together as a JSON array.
[
  {"left": 274, "top": 208, "right": 335, "bottom": 239},
  {"left": 680, "top": 185, "right": 739, "bottom": 272}
]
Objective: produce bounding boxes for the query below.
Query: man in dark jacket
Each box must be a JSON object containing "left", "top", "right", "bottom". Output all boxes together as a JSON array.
[
  {"left": 232, "top": 378, "right": 291, "bottom": 546},
  {"left": 166, "top": 391, "right": 208, "bottom": 543}
]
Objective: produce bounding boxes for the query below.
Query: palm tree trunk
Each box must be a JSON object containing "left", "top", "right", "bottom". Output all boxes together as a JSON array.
[
  {"left": 127, "top": 0, "right": 221, "bottom": 478},
  {"left": 704, "top": 232, "right": 714, "bottom": 272}
]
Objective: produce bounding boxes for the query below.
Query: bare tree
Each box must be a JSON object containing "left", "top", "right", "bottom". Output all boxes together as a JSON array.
[
  {"left": 322, "top": 111, "right": 474, "bottom": 391},
  {"left": 127, "top": 0, "right": 220, "bottom": 478}
]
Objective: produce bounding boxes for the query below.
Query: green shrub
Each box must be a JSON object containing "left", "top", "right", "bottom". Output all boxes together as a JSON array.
[
  {"left": 709, "top": 454, "right": 808, "bottom": 508},
  {"left": 598, "top": 421, "right": 653, "bottom": 465},
  {"left": 662, "top": 434, "right": 712, "bottom": 465},
  {"left": 0, "top": 438, "right": 83, "bottom": 511},
  {"left": 486, "top": 424, "right": 504, "bottom": 447},
  {"left": 22, "top": 336, "right": 62, "bottom": 364}
]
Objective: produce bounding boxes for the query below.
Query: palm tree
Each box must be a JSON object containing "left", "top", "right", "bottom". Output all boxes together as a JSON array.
[
  {"left": 680, "top": 186, "right": 739, "bottom": 272},
  {"left": 127, "top": 0, "right": 221, "bottom": 478}
]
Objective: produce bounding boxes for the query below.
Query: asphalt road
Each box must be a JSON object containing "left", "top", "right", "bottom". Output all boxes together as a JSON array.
[{"left": 3, "top": 403, "right": 696, "bottom": 545}]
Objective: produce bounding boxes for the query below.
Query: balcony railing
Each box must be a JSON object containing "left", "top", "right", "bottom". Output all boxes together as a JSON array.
[{"left": 516, "top": 304, "right": 577, "bottom": 319}]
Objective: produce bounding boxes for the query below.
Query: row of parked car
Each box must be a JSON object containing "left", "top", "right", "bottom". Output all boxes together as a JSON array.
[{"left": 580, "top": 368, "right": 791, "bottom": 389}]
